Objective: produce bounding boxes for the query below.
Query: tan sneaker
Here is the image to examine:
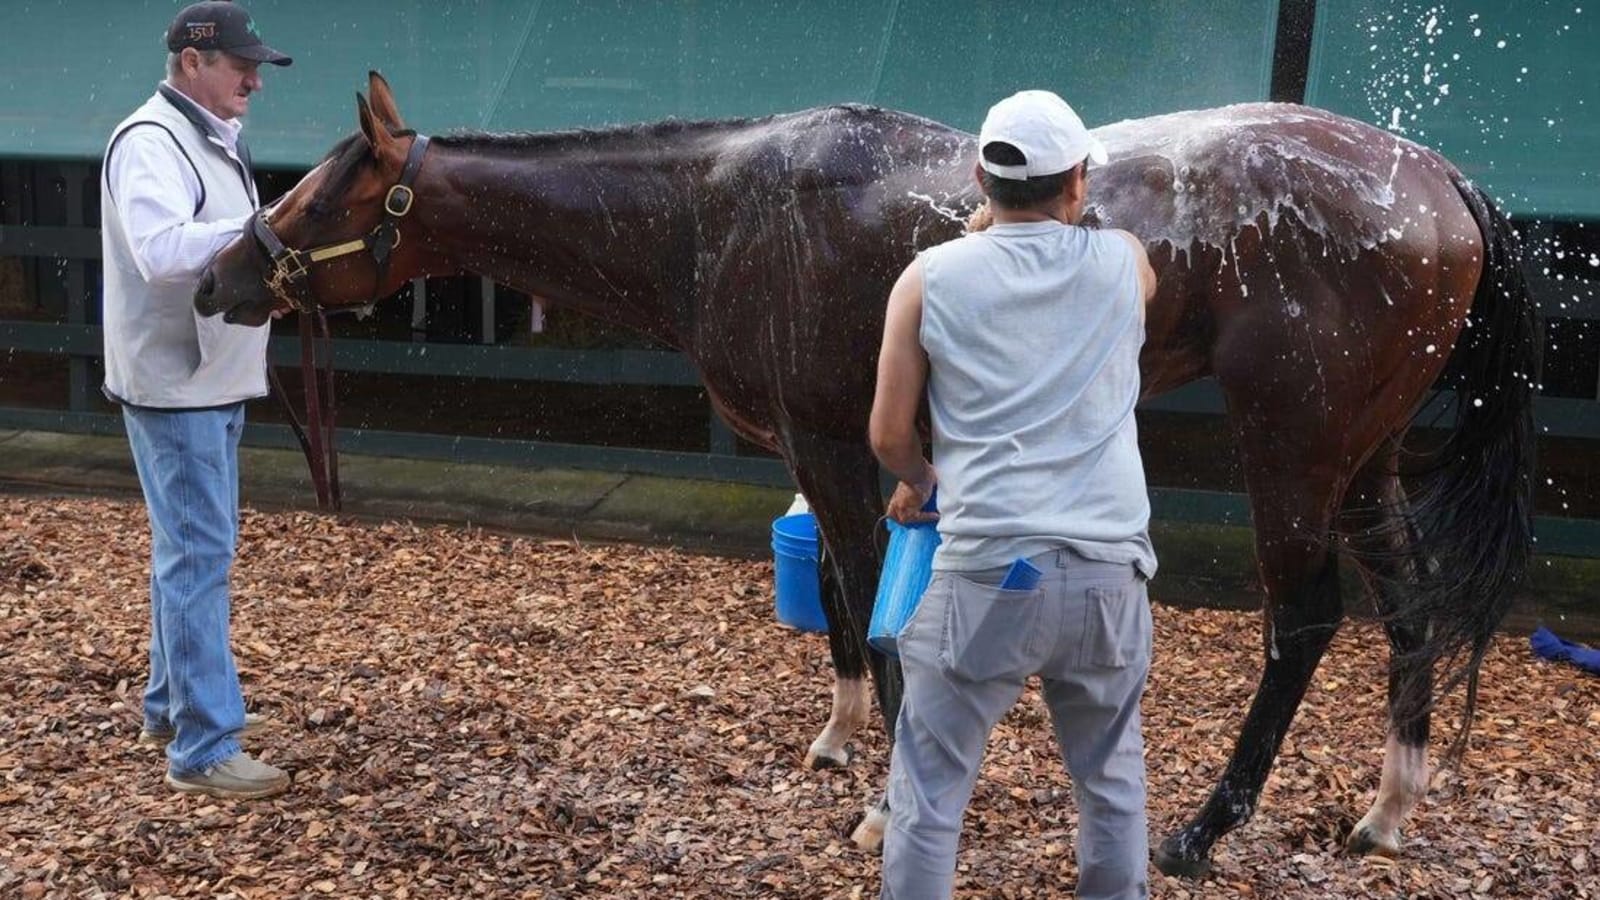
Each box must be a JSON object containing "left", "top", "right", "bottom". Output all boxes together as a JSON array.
[
  {"left": 165, "top": 751, "right": 290, "bottom": 800},
  {"left": 138, "top": 712, "right": 270, "bottom": 747}
]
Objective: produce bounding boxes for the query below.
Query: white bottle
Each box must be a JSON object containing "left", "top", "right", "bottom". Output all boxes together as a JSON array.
[{"left": 785, "top": 492, "right": 810, "bottom": 516}]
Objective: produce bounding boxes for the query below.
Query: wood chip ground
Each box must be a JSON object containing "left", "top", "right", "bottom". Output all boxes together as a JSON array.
[{"left": 1, "top": 496, "right": 1595, "bottom": 898}]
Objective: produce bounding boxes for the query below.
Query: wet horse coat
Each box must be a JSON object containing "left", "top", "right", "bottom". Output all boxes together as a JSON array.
[{"left": 195, "top": 78, "right": 1537, "bottom": 875}]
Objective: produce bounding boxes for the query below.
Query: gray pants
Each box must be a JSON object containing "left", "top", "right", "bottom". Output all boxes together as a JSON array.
[{"left": 881, "top": 548, "right": 1152, "bottom": 900}]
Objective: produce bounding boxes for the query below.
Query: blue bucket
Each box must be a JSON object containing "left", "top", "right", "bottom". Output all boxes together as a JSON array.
[
  {"left": 771, "top": 512, "right": 829, "bottom": 633},
  {"left": 868, "top": 498, "right": 941, "bottom": 657}
]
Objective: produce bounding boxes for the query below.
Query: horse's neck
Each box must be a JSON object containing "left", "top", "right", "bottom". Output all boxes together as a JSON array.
[{"left": 422, "top": 138, "right": 701, "bottom": 346}]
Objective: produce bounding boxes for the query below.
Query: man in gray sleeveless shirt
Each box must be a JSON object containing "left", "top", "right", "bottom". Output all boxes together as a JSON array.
[
  {"left": 102, "top": 2, "right": 292, "bottom": 799},
  {"left": 870, "top": 90, "right": 1158, "bottom": 899}
]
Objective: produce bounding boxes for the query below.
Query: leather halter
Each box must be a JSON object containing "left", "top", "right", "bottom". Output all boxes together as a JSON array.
[
  {"left": 251, "top": 133, "right": 429, "bottom": 512},
  {"left": 249, "top": 133, "right": 430, "bottom": 313}
]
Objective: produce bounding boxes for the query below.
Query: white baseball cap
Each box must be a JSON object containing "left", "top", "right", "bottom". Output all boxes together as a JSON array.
[{"left": 978, "top": 90, "right": 1107, "bottom": 179}]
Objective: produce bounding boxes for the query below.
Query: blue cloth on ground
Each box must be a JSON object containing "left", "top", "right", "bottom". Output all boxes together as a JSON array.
[{"left": 1529, "top": 627, "right": 1600, "bottom": 676}]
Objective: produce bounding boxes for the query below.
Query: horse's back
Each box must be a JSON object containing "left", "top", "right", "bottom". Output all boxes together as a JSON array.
[
  {"left": 1102, "top": 104, "right": 1486, "bottom": 434},
  {"left": 1088, "top": 103, "right": 1473, "bottom": 268},
  {"left": 708, "top": 104, "right": 972, "bottom": 195}
]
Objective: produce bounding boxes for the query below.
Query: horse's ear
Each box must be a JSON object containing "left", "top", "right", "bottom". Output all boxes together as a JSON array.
[
  {"left": 367, "top": 70, "right": 407, "bottom": 131},
  {"left": 356, "top": 92, "right": 398, "bottom": 160}
]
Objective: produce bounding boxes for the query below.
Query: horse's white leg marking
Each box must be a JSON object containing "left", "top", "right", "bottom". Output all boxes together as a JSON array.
[
  {"left": 804, "top": 676, "right": 870, "bottom": 769},
  {"left": 1349, "top": 733, "right": 1430, "bottom": 856},
  {"left": 850, "top": 794, "right": 889, "bottom": 852}
]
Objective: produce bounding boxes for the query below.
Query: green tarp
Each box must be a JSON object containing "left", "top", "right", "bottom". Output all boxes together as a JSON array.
[
  {"left": 6, "top": 1, "right": 1592, "bottom": 217},
  {"left": 2, "top": 0, "right": 1276, "bottom": 166},
  {"left": 1305, "top": 0, "right": 1599, "bottom": 217}
]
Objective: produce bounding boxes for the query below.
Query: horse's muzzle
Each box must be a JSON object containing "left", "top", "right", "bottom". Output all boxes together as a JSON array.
[{"left": 194, "top": 269, "right": 222, "bottom": 317}]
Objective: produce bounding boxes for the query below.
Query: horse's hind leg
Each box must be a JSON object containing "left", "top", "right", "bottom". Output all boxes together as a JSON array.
[
  {"left": 785, "top": 434, "right": 900, "bottom": 772},
  {"left": 1340, "top": 442, "right": 1434, "bottom": 857},
  {"left": 1154, "top": 439, "right": 1348, "bottom": 878}
]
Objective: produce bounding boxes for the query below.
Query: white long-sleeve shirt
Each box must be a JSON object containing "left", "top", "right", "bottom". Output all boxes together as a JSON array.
[{"left": 104, "top": 83, "right": 250, "bottom": 285}]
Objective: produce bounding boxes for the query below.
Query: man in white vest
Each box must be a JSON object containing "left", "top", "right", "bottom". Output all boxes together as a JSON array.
[
  {"left": 870, "top": 91, "right": 1159, "bottom": 898},
  {"left": 101, "top": 1, "right": 292, "bottom": 799}
]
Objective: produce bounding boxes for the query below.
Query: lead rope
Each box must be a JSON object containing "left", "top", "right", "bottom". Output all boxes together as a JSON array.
[
  {"left": 267, "top": 313, "right": 341, "bottom": 511},
  {"left": 316, "top": 309, "right": 342, "bottom": 511}
]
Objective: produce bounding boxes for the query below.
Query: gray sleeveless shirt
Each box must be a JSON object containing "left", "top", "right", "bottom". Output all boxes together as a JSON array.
[{"left": 919, "top": 221, "right": 1156, "bottom": 577}]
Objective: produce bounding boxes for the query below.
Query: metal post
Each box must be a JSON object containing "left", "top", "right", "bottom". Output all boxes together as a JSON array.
[
  {"left": 480, "top": 276, "right": 496, "bottom": 344},
  {"left": 410, "top": 277, "right": 428, "bottom": 342},
  {"left": 709, "top": 413, "right": 736, "bottom": 456},
  {"left": 1270, "top": 0, "right": 1318, "bottom": 103},
  {"left": 64, "top": 165, "right": 90, "bottom": 412}
]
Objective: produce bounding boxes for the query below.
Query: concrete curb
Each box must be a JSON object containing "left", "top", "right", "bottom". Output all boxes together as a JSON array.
[{"left": 0, "top": 429, "right": 794, "bottom": 558}]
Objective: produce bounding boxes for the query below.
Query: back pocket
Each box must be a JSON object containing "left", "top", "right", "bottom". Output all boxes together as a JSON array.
[
  {"left": 939, "top": 576, "right": 1043, "bottom": 682},
  {"left": 1080, "top": 584, "right": 1151, "bottom": 668}
]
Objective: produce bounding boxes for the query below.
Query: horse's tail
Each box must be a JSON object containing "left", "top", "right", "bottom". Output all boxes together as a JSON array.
[{"left": 1393, "top": 174, "right": 1540, "bottom": 758}]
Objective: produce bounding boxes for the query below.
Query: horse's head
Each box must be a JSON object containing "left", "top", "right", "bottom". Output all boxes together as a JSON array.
[{"left": 195, "top": 71, "right": 439, "bottom": 326}]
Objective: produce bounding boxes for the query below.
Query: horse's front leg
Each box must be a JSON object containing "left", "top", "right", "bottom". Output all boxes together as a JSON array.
[
  {"left": 787, "top": 437, "right": 901, "bottom": 775},
  {"left": 806, "top": 538, "right": 877, "bottom": 770},
  {"left": 821, "top": 537, "right": 899, "bottom": 852}
]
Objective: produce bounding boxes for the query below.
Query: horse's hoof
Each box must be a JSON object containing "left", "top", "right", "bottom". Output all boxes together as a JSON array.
[
  {"left": 1345, "top": 824, "right": 1401, "bottom": 858},
  {"left": 850, "top": 804, "right": 888, "bottom": 853},
  {"left": 1153, "top": 839, "right": 1212, "bottom": 880},
  {"left": 804, "top": 744, "right": 852, "bottom": 770}
]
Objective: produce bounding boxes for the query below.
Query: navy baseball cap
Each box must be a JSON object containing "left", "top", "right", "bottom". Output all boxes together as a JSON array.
[{"left": 166, "top": 1, "right": 292, "bottom": 66}]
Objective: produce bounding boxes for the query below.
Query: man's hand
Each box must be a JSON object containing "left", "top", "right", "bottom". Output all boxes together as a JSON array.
[
  {"left": 886, "top": 476, "right": 938, "bottom": 525},
  {"left": 966, "top": 201, "right": 994, "bottom": 234}
]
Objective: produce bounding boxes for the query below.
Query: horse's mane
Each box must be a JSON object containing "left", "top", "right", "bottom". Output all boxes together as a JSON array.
[
  {"left": 430, "top": 102, "right": 960, "bottom": 154},
  {"left": 304, "top": 115, "right": 788, "bottom": 213},
  {"left": 305, "top": 103, "right": 955, "bottom": 211},
  {"left": 431, "top": 112, "right": 789, "bottom": 152}
]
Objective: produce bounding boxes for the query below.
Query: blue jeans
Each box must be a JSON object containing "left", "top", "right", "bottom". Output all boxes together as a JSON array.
[{"left": 122, "top": 403, "right": 247, "bottom": 775}]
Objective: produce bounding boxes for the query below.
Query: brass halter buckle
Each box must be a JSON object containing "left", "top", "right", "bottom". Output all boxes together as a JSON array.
[
  {"left": 265, "top": 248, "right": 314, "bottom": 313},
  {"left": 275, "top": 246, "right": 310, "bottom": 280},
  {"left": 384, "top": 184, "right": 414, "bottom": 217}
]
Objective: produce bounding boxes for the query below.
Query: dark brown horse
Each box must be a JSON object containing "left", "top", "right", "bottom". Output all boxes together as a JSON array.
[{"left": 195, "top": 72, "right": 1537, "bottom": 877}]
